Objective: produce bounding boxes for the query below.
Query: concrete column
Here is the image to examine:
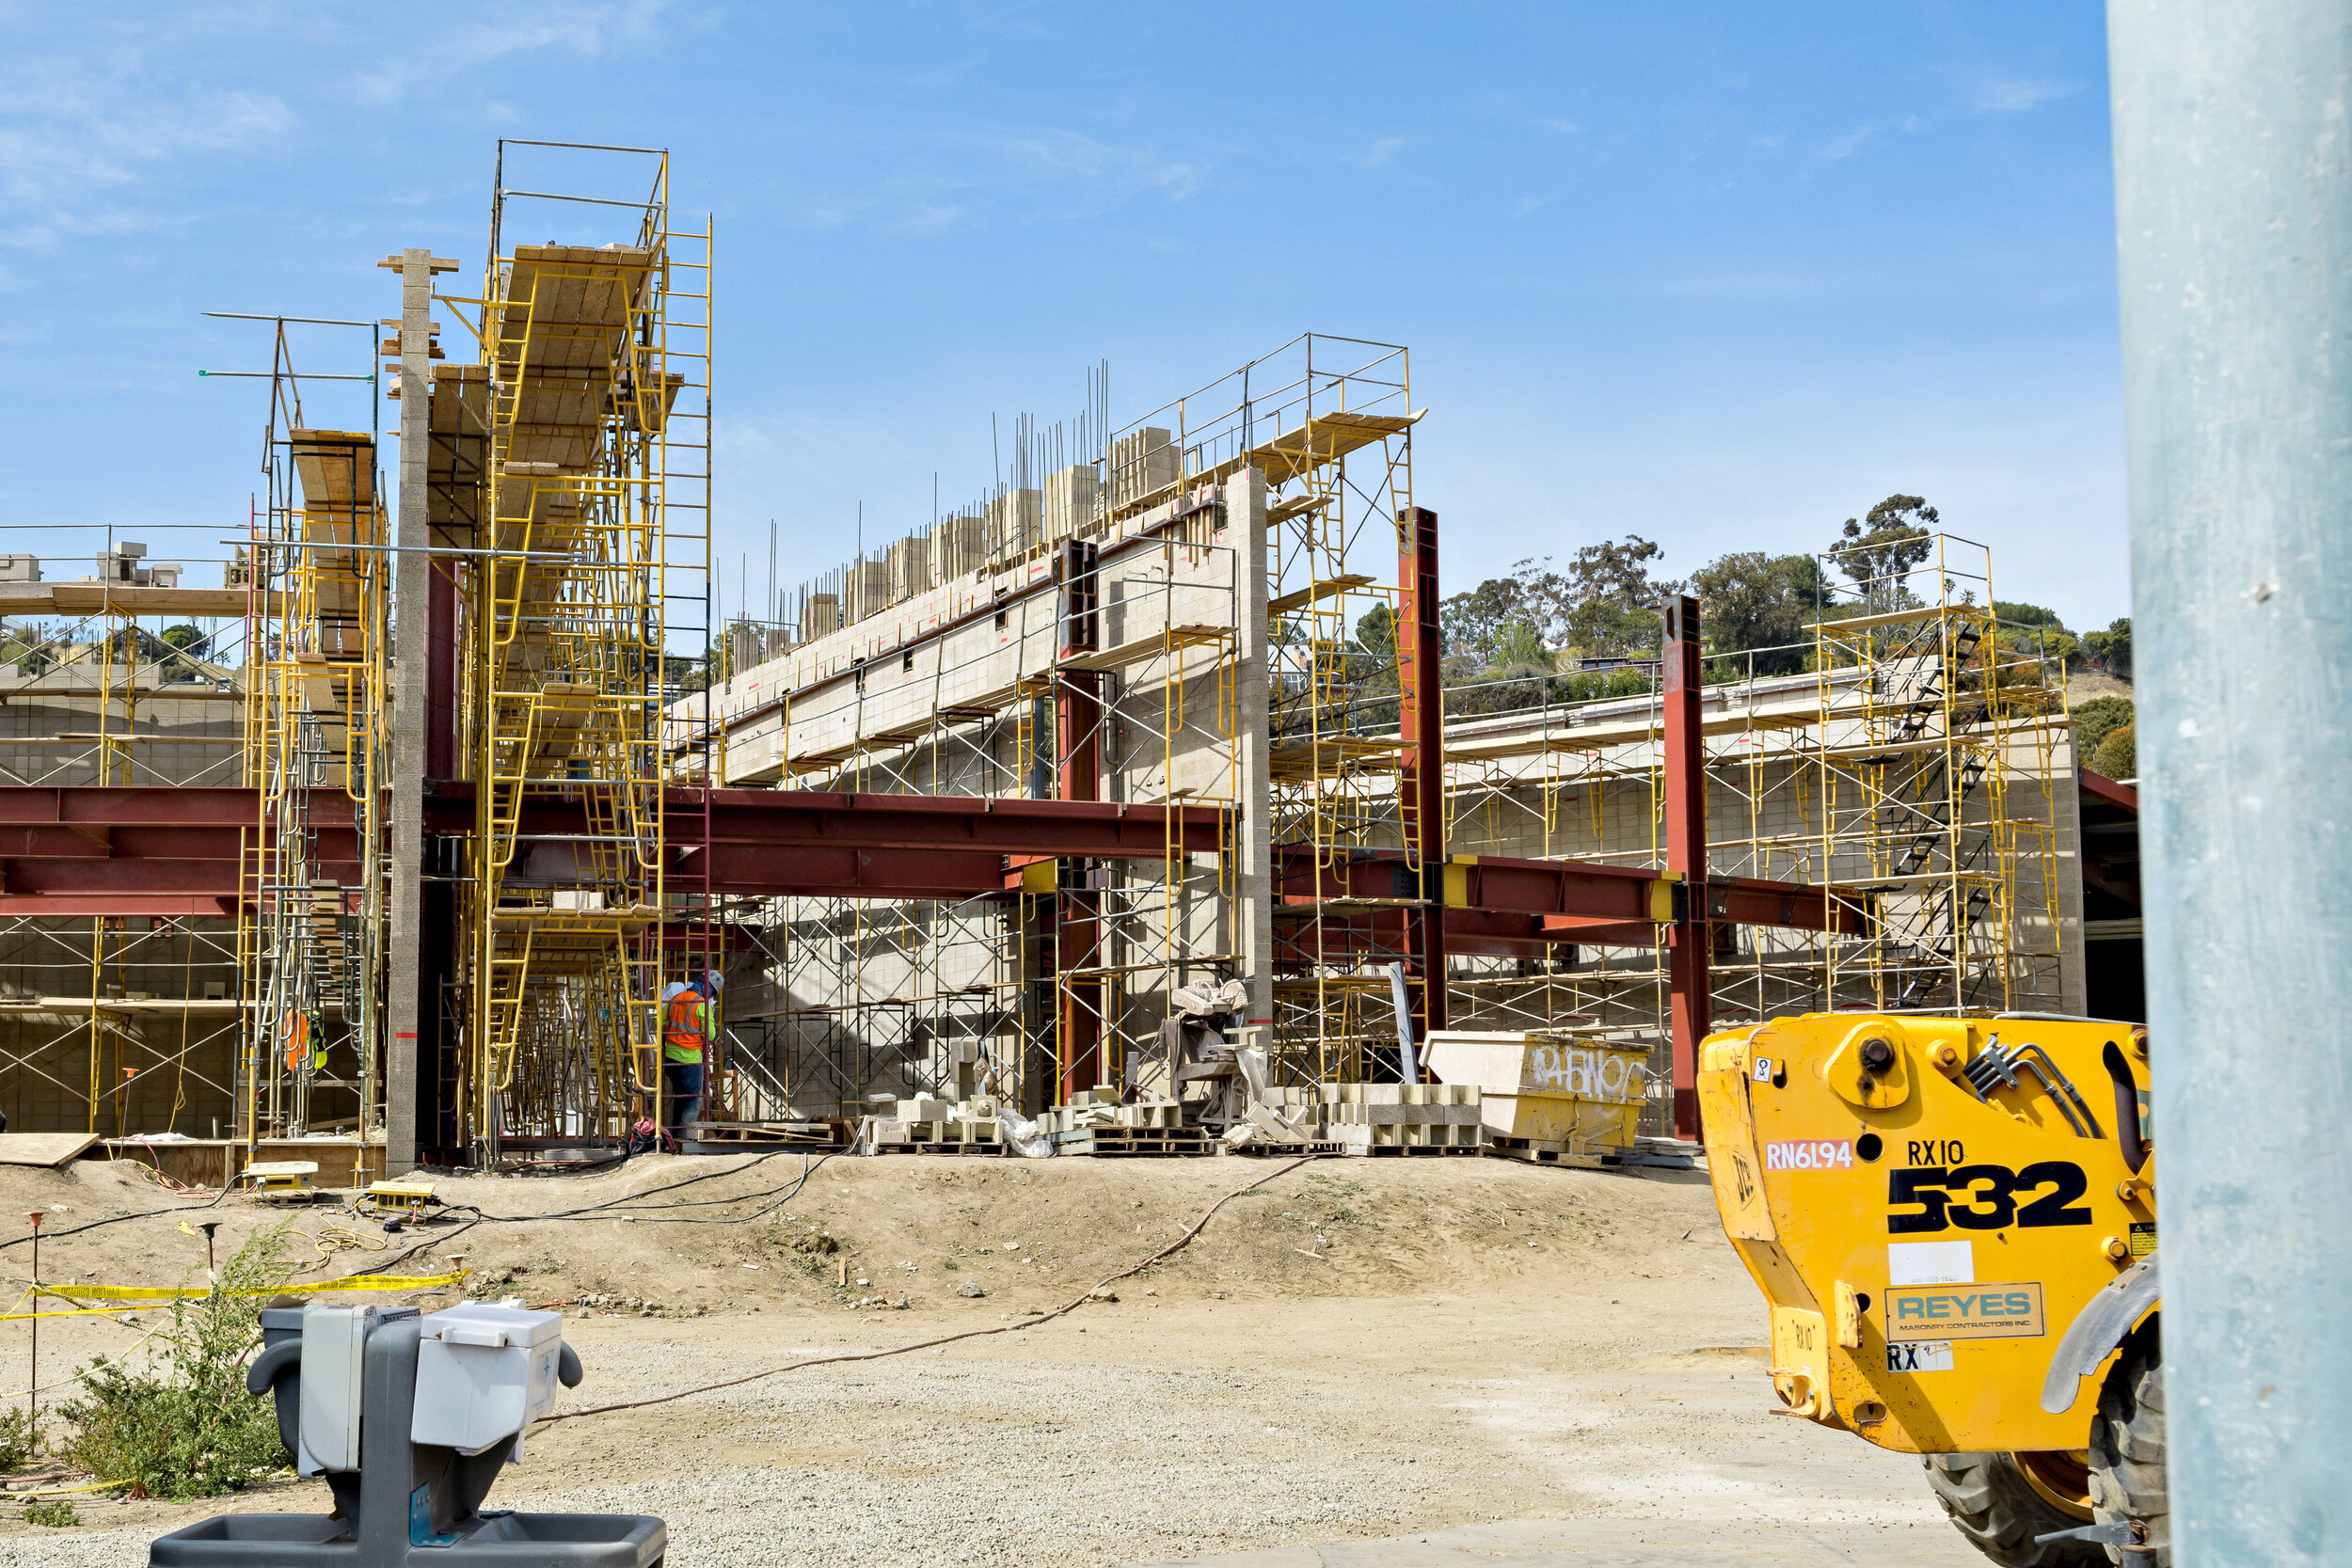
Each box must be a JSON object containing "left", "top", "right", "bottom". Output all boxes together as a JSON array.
[
  {"left": 1227, "top": 467, "right": 1274, "bottom": 1039},
  {"left": 2111, "top": 6, "right": 2352, "bottom": 1561},
  {"left": 376, "top": 247, "right": 455, "bottom": 1175}
]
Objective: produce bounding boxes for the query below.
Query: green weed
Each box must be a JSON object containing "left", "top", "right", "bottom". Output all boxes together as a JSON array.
[
  {"left": 58, "top": 1225, "right": 295, "bottom": 1499},
  {"left": 23, "top": 1497, "right": 79, "bottom": 1527},
  {"left": 0, "top": 1406, "right": 35, "bottom": 1473}
]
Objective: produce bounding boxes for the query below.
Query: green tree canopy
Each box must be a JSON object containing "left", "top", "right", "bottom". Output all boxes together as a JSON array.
[
  {"left": 1993, "top": 601, "right": 2064, "bottom": 630},
  {"left": 2091, "top": 721, "right": 2137, "bottom": 781},
  {"left": 1438, "top": 533, "right": 1677, "bottom": 668},
  {"left": 2083, "top": 616, "right": 2133, "bottom": 678},
  {"left": 1832, "top": 495, "right": 1937, "bottom": 607},
  {"left": 2074, "top": 695, "right": 2133, "bottom": 762},
  {"left": 1688, "top": 551, "right": 1829, "bottom": 675}
]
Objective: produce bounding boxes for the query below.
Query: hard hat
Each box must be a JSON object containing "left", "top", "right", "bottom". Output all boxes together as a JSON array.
[{"left": 704, "top": 970, "right": 724, "bottom": 992}]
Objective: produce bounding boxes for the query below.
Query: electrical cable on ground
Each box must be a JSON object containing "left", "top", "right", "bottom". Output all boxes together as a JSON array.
[
  {"left": 539, "top": 1153, "right": 1318, "bottom": 1426},
  {"left": 354, "top": 1151, "right": 838, "bottom": 1283},
  {"left": 0, "top": 1178, "right": 234, "bottom": 1252}
]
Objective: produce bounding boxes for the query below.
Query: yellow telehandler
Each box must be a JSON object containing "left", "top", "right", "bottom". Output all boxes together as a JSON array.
[{"left": 1698, "top": 1013, "right": 2163, "bottom": 1566}]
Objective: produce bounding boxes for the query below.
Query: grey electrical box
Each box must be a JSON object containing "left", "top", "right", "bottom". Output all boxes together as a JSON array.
[{"left": 151, "top": 1303, "right": 661, "bottom": 1568}]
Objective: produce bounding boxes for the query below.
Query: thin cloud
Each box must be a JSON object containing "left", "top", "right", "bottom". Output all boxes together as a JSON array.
[
  {"left": 0, "top": 57, "right": 294, "bottom": 250},
  {"left": 794, "top": 125, "right": 1208, "bottom": 235},
  {"left": 1822, "top": 123, "right": 1880, "bottom": 161},
  {"left": 1346, "top": 135, "right": 1406, "bottom": 169},
  {"left": 1969, "top": 75, "right": 2077, "bottom": 115},
  {"left": 354, "top": 2, "right": 673, "bottom": 104}
]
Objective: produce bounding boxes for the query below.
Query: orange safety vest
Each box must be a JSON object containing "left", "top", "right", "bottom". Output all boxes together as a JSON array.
[{"left": 661, "top": 991, "right": 707, "bottom": 1064}]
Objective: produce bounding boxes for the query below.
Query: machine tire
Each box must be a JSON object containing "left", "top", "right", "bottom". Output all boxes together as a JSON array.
[
  {"left": 1923, "top": 1451, "right": 2105, "bottom": 1567},
  {"left": 2089, "top": 1323, "right": 2168, "bottom": 1566}
]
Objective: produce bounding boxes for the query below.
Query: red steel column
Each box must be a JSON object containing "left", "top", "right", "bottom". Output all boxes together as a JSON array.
[
  {"left": 1661, "top": 594, "right": 1708, "bottom": 1138},
  {"left": 425, "top": 556, "right": 458, "bottom": 781},
  {"left": 1396, "top": 507, "right": 1448, "bottom": 1062},
  {"left": 1055, "top": 541, "right": 1104, "bottom": 1101}
]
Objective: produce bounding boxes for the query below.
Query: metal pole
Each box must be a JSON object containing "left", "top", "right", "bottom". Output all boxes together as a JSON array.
[
  {"left": 2110, "top": 6, "right": 2352, "bottom": 1562},
  {"left": 24, "top": 1211, "right": 41, "bottom": 1440}
]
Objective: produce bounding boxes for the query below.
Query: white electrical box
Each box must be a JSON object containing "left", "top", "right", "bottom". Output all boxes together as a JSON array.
[
  {"left": 411, "top": 1303, "right": 566, "bottom": 1456},
  {"left": 298, "top": 1305, "right": 371, "bottom": 1474}
]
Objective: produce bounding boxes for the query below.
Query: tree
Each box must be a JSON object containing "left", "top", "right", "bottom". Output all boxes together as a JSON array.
[
  {"left": 1993, "top": 602, "right": 2079, "bottom": 663},
  {"left": 2091, "top": 721, "right": 2137, "bottom": 781},
  {"left": 1438, "top": 577, "right": 1529, "bottom": 668},
  {"left": 1993, "top": 601, "right": 2063, "bottom": 630},
  {"left": 2083, "top": 617, "right": 2133, "bottom": 678},
  {"left": 1557, "top": 599, "right": 1663, "bottom": 664},
  {"left": 158, "top": 624, "right": 212, "bottom": 683},
  {"left": 1563, "top": 535, "right": 1676, "bottom": 608},
  {"left": 1832, "top": 495, "right": 1937, "bottom": 607},
  {"left": 1689, "top": 551, "right": 1829, "bottom": 675},
  {"left": 2074, "top": 696, "right": 2134, "bottom": 762}
]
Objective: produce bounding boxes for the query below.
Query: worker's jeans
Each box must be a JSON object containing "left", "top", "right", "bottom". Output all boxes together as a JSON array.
[{"left": 662, "top": 1060, "right": 705, "bottom": 1143}]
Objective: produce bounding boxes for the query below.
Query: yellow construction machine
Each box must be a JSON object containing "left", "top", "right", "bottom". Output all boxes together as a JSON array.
[{"left": 1699, "top": 1014, "right": 2163, "bottom": 1566}]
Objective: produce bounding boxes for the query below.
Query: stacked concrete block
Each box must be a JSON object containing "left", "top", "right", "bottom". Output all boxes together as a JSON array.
[
  {"left": 1316, "top": 1082, "right": 1484, "bottom": 1152},
  {"left": 846, "top": 560, "right": 893, "bottom": 624},
  {"left": 888, "top": 536, "right": 930, "bottom": 602},
  {"left": 1110, "top": 428, "right": 1179, "bottom": 512},
  {"left": 1042, "top": 464, "right": 1101, "bottom": 544},
  {"left": 930, "top": 515, "right": 990, "bottom": 582},
  {"left": 1238, "top": 1083, "right": 1482, "bottom": 1152},
  {"left": 867, "top": 1093, "right": 1004, "bottom": 1148},
  {"left": 987, "top": 489, "right": 1043, "bottom": 557},
  {"left": 1037, "top": 1090, "right": 1185, "bottom": 1135}
]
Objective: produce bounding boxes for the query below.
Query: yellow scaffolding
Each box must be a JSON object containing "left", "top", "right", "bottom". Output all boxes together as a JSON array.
[
  {"left": 447, "top": 145, "right": 711, "bottom": 1159},
  {"left": 239, "top": 428, "right": 389, "bottom": 1143}
]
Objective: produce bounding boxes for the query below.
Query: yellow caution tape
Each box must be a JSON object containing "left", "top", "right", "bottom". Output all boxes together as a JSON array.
[
  {"left": 0, "top": 1271, "right": 468, "bottom": 1320},
  {"left": 7, "top": 1476, "right": 134, "bottom": 1497}
]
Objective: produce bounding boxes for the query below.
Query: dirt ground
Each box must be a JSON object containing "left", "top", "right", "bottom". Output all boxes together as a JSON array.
[{"left": 0, "top": 1149, "right": 1974, "bottom": 1567}]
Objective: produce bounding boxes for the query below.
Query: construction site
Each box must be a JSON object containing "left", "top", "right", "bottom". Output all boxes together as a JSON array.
[
  {"left": 0, "top": 144, "right": 2129, "bottom": 1175},
  {"left": 0, "top": 141, "right": 2160, "bottom": 1568}
]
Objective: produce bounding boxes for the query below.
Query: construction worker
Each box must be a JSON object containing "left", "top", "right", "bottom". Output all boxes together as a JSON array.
[{"left": 657, "top": 970, "right": 722, "bottom": 1146}]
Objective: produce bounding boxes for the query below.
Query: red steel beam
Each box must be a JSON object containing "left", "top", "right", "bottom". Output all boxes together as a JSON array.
[
  {"left": 1395, "top": 504, "right": 1448, "bottom": 1053},
  {"left": 433, "top": 786, "right": 1227, "bottom": 860},
  {"left": 691, "top": 845, "right": 1009, "bottom": 900},
  {"left": 1661, "top": 594, "right": 1708, "bottom": 1140},
  {"left": 0, "top": 895, "right": 236, "bottom": 916},
  {"left": 1277, "top": 907, "right": 1664, "bottom": 964}
]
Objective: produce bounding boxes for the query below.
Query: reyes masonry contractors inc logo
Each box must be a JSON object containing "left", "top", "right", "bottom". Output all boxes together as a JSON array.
[{"left": 1883, "top": 1281, "right": 2046, "bottom": 1342}]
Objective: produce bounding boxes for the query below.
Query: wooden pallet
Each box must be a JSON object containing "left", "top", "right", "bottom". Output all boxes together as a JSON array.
[
  {"left": 689, "top": 1121, "right": 835, "bottom": 1148},
  {"left": 1358, "top": 1142, "right": 1483, "bottom": 1157},
  {"left": 1482, "top": 1134, "right": 1623, "bottom": 1169},
  {"left": 1221, "top": 1140, "right": 1344, "bottom": 1157},
  {"left": 887, "top": 1141, "right": 1004, "bottom": 1157},
  {"left": 1054, "top": 1127, "right": 1209, "bottom": 1158}
]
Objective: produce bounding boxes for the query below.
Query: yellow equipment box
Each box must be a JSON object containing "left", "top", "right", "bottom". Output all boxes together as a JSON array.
[
  {"left": 242, "top": 1160, "right": 320, "bottom": 1204},
  {"left": 364, "top": 1180, "right": 437, "bottom": 1217}
]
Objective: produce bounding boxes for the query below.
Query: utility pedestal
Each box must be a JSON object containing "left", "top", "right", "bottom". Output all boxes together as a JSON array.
[{"left": 151, "top": 1303, "right": 661, "bottom": 1568}]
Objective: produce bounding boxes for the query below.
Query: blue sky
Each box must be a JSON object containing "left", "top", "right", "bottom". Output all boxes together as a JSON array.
[{"left": 0, "top": 3, "right": 2124, "bottom": 632}]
